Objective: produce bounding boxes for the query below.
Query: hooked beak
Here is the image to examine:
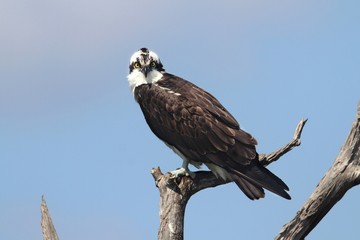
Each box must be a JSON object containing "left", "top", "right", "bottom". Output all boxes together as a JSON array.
[{"left": 140, "top": 66, "right": 150, "bottom": 77}]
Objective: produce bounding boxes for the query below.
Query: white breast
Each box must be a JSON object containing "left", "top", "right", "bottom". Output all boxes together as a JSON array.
[{"left": 127, "top": 69, "right": 163, "bottom": 96}]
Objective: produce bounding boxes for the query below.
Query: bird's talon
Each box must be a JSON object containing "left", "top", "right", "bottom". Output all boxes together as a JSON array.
[{"left": 170, "top": 167, "right": 195, "bottom": 179}]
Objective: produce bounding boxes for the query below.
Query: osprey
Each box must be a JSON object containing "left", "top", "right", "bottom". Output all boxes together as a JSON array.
[{"left": 127, "top": 48, "right": 290, "bottom": 200}]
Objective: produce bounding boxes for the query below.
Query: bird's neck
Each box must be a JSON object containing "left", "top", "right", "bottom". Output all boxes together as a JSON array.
[{"left": 127, "top": 70, "right": 163, "bottom": 95}]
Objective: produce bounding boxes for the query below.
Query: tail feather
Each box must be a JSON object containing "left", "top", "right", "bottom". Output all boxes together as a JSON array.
[
  {"left": 229, "top": 164, "right": 291, "bottom": 200},
  {"left": 232, "top": 175, "right": 265, "bottom": 200}
]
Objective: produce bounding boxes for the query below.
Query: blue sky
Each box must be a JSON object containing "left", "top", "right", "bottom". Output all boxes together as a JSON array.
[{"left": 1, "top": 0, "right": 359, "bottom": 239}]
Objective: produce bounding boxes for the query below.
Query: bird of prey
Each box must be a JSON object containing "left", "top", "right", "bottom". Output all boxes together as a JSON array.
[{"left": 127, "top": 48, "right": 290, "bottom": 200}]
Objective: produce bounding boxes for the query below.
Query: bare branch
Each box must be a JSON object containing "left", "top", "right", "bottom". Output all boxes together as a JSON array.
[
  {"left": 259, "top": 119, "right": 307, "bottom": 166},
  {"left": 152, "top": 169, "right": 191, "bottom": 240},
  {"left": 41, "top": 195, "right": 59, "bottom": 240},
  {"left": 275, "top": 101, "right": 360, "bottom": 240}
]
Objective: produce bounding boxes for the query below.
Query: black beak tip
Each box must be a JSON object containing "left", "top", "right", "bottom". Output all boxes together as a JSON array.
[{"left": 141, "top": 66, "right": 150, "bottom": 77}]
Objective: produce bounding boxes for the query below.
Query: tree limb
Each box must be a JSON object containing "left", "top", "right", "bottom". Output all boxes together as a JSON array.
[
  {"left": 41, "top": 195, "right": 59, "bottom": 240},
  {"left": 275, "top": 101, "right": 360, "bottom": 240},
  {"left": 259, "top": 119, "right": 307, "bottom": 166},
  {"left": 152, "top": 119, "right": 307, "bottom": 240}
]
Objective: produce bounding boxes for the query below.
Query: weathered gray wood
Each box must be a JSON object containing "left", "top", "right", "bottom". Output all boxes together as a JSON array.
[
  {"left": 152, "top": 119, "right": 307, "bottom": 240},
  {"left": 152, "top": 169, "right": 190, "bottom": 240},
  {"left": 41, "top": 196, "right": 59, "bottom": 240},
  {"left": 275, "top": 101, "right": 360, "bottom": 240}
]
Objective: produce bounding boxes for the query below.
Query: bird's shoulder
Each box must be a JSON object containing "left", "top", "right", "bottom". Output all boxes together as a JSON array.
[{"left": 155, "top": 73, "right": 239, "bottom": 129}]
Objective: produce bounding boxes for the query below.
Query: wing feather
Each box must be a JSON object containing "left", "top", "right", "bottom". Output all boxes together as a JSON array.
[{"left": 135, "top": 74, "right": 257, "bottom": 161}]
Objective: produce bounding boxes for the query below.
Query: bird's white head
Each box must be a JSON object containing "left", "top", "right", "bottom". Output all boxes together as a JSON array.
[{"left": 127, "top": 48, "right": 165, "bottom": 94}]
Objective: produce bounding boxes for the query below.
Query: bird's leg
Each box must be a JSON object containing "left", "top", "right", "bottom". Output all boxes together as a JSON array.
[{"left": 170, "top": 160, "right": 196, "bottom": 179}]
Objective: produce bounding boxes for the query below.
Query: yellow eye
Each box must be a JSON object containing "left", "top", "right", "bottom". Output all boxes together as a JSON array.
[
  {"left": 134, "top": 62, "right": 140, "bottom": 68},
  {"left": 151, "top": 61, "right": 156, "bottom": 67}
]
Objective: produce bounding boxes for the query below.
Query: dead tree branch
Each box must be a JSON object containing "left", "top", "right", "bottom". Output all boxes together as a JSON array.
[
  {"left": 152, "top": 119, "right": 307, "bottom": 240},
  {"left": 275, "top": 101, "right": 360, "bottom": 240},
  {"left": 259, "top": 119, "right": 307, "bottom": 167},
  {"left": 41, "top": 195, "right": 59, "bottom": 240}
]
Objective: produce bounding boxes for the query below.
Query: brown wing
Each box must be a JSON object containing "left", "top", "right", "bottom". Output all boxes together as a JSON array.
[{"left": 135, "top": 73, "right": 257, "bottom": 166}]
